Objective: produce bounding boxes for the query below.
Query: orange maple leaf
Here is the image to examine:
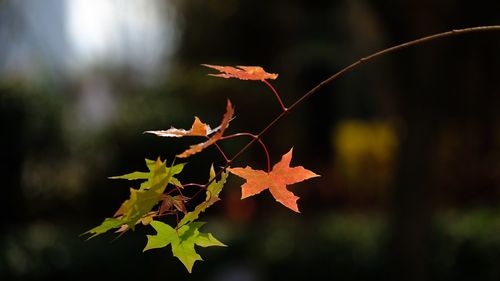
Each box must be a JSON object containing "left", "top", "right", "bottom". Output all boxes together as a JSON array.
[
  {"left": 145, "top": 116, "right": 214, "bottom": 137},
  {"left": 228, "top": 148, "right": 319, "bottom": 212},
  {"left": 146, "top": 100, "right": 234, "bottom": 158},
  {"left": 203, "top": 64, "right": 278, "bottom": 81}
]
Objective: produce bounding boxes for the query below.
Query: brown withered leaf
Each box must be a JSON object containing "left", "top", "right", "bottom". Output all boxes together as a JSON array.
[{"left": 159, "top": 195, "right": 188, "bottom": 215}]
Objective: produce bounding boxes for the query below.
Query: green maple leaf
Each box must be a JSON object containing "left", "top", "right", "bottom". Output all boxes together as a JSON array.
[
  {"left": 109, "top": 171, "right": 149, "bottom": 180},
  {"left": 83, "top": 158, "right": 176, "bottom": 238},
  {"left": 109, "top": 158, "right": 185, "bottom": 190},
  {"left": 81, "top": 218, "right": 125, "bottom": 240},
  {"left": 113, "top": 158, "right": 173, "bottom": 228},
  {"left": 144, "top": 220, "right": 225, "bottom": 273},
  {"left": 177, "top": 165, "right": 228, "bottom": 227}
]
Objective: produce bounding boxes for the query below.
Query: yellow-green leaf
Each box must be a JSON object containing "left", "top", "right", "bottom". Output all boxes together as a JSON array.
[
  {"left": 144, "top": 220, "right": 225, "bottom": 273},
  {"left": 109, "top": 171, "right": 149, "bottom": 180},
  {"left": 83, "top": 158, "right": 177, "bottom": 239},
  {"left": 110, "top": 159, "right": 185, "bottom": 191},
  {"left": 81, "top": 218, "right": 124, "bottom": 240},
  {"left": 143, "top": 220, "right": 177, "bottom": 251},
  {"left": 177, "top": 165, "right": 228, "bottom": 227}
]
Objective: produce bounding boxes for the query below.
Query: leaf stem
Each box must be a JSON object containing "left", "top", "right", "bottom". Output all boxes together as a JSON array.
[
  {"left": 204, "top": 25, "right": 500, "bottom": 188},
  {"left": 174, "top": 184, "right": 185, "bottom": 197},
  {"left": 182, "top": 183, "right": 206, "bottom": 189},
  {"left": 220, "top": 133, "right": 271, "bottom": 173},
  {"left": 262, "top": 79, "right": 287, "bottom": 112}
]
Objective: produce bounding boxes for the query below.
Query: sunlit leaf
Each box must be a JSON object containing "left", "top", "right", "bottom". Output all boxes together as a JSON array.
[
  {"left": 109, "top": 171, "right": 149, "bottom": 180},
  {"left": 146, "top": 100, "right": 234, "bottom": 159},
  {"left": 203, "top": 64, "right": 278, "bottom": 81},
  {"left": 145, "top": 116, "right": 215, "bottom": 138},
  {"left": 81, "top": 218, "right": 125, "bottom": 239},
  {"left": 83, "top": 158, "right": 175, "bottom": 238},
  {"left": 229, "top": 148, "right": 319, "bottom": 212},
  {"left": 144, "top": 220, "right": 225, "bottom": 273},
  {"left": 109, "top": 159, "right": 184, "bottom": 191},
  {"left": 178, "top": 165, "right": 228, "bottom": 227}
]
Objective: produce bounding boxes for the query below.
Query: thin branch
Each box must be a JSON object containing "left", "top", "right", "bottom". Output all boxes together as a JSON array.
[
  {"left": 287, "top": 25, "right": 500, "bottom": 113},
  {"left": 204, "top": 25, "right": 500, "bottom": 187},
  {"left": 212, "top": 141, "right": 229, "bottom": 163}
]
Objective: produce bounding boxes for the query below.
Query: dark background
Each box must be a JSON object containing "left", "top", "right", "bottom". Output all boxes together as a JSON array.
[{"left": 1, "top": 1, "right": 499, "bottom": 280}]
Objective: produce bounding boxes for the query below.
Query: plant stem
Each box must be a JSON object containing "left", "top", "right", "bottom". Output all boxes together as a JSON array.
[
  {"left": 183, "top": 183, "right": 206, "bottom": 189},
  {"left": 287, "top": 25, "right": 500, "bottom": 113},
  {"left": 220, "top": 133, "right": 271, "bottom": 173},
  {"left": 207, "top": 25, "right": 500, "bottom": 186},
  {"left": 262, "top": 79, "right": 287, "bottom": 111}
]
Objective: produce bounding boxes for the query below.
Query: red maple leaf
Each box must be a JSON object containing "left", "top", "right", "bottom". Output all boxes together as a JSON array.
[
  {"left": 228, "top": 148, "right": 319, "bottom": 212},
  {"left": 203, "top": 64, "right": 278, "bottom": 81}
]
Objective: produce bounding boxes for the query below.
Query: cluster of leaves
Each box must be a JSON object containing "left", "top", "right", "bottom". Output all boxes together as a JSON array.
[{"left": 83, "top": 65, "right": 319, "bottom": 272}]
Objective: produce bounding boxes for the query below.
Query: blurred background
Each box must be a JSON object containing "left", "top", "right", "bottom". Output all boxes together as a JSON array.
[{"left": 1, "top": 0, "right": 500, "bottom": 280}]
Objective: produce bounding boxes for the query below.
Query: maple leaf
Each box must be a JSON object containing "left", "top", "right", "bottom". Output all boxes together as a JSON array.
[
  {"left": 143, "top": 116, "right": 215, "bottom": 138},
  {"left": 228, "top": 148, "right": 320, "bottom": 213},
  {"left": 113, "top": 158, "right": 173, "bottom": 221},
  {"left": 114, "top": 211, "right": 158, "bottom": 234},
  {"left": 203, "top": 64, "right": 278, "bottom": 81},
  {"left": 81, "top": 218, "right": 125, "bottom": 239},
  {"left": 83, "top": 158, "right": 176, "bottom": 239},
  {"left": 144, "top": 220, "right": 225, "bottom": 273},
  {"left": 159, "top": 194, "right": 188, "bottom": 215},
  {"left": 177, "top": 165, "right": 228, "bottom": 227},
  {"left": 109, "top": 158, "right": 185, "bottom": 190},
  {"left": 146, "top": 100, "right": 234, "bottom": 158}
]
